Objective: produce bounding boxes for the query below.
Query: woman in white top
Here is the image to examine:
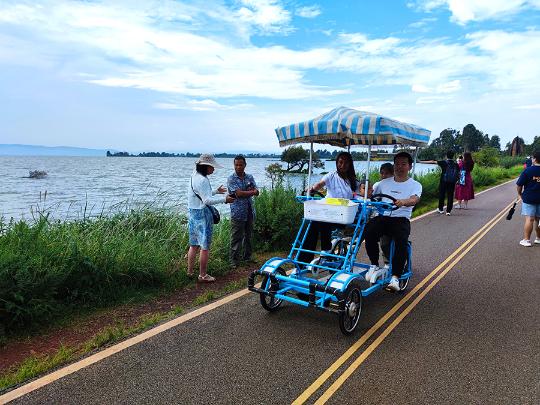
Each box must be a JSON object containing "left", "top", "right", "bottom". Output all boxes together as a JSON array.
[
  {"left": 188, "top": 154, "right": 235, "bottom": 282},
  {"left": 298, "top": 152, "right": 360, "bottom": 264}
]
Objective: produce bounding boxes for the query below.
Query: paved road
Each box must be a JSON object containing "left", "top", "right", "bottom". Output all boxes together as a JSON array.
[{"left": 6, "top": 180, "right": 540, "bottom": 404}]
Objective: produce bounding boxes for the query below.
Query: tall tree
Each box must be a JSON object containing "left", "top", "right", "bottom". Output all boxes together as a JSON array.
[
  {"left": 280, "top": 146, "right": 322, "bottom": 172},
  {"left": 489, "top": 135, "right": 501, "bottom": 151},
  {"left": 461, "top": 124, "right": 485, "bottom": 152}
]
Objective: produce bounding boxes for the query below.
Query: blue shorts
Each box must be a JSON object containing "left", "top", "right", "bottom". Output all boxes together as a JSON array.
[{"left": 521, "top": 202, "right": 540, "bottom": 217}]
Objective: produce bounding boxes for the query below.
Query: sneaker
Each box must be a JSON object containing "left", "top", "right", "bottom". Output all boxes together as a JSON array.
[
  {"left": 386, "top": 276, "right": 400, "bottom": 292},
  {"left": 519, "top": 239, "right": 532, "bottom": 247},
  {"left": 446, "top": 212, "right": 451, "bottom": 216},
  {"left": 365, "top": 265, "right": 379, "bottom": 281},
  {"left": 534, "top": 238, "right": 540, "bottom": 244},
  {"left": 437, "top": 209, "right": 444, "bottom": 214},
  {"left": 369, "top": 265, "right": 389, "bottom": 284},
  {"left": 455, "top": 204, "right": 461, "bottom": 209}
]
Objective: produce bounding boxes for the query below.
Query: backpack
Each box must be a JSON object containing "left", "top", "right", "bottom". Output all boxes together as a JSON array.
[{"left": 443, "top": 160, "right": 459, "bottom": 183}]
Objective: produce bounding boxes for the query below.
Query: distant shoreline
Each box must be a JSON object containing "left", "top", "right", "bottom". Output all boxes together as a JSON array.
[{"left": 106, "top": 151, "right": 281, "bottom": 158}]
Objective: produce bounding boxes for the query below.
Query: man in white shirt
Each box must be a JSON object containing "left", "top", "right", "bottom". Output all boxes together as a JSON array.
[{"left": 364, "top": 152, "right": 422, "bottom": 291}]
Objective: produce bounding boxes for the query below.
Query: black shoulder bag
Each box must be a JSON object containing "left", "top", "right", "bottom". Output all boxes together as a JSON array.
[{"left": 191, "top": 178, "right": 220, "bottom": 224}]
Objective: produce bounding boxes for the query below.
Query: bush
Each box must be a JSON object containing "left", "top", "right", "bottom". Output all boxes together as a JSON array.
[
  {"left": 253, "top": 185, "right": 303, "bottom": 251},
  {"left": 473, "top": 147, "right": 500, "bottom": 167}
]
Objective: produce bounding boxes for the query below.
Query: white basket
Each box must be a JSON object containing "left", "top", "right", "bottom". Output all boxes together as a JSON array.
[{"left": 303, "top": 199, "right": 359, "bottom": 224}]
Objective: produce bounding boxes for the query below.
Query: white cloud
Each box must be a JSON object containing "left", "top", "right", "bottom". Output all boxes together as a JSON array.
[
  {"left": 411, "top": 0, "right": 540, "bottom": 24},
  {"left": 235, "top": 0, "right": 292, "bottom": 33},
  {"left": 296, "top": 5, "right": 321, "bottom": 18},
  {"left": 513, "top": 104, "right": 540, "bottom": 110},
  {"left": 155, "top": 99, "right": 254, "bottom": 111}
]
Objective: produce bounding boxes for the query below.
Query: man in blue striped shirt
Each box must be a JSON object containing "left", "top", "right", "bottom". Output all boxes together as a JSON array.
[{"left": 228, "top": 155, "right": 259, "bottom": 268}]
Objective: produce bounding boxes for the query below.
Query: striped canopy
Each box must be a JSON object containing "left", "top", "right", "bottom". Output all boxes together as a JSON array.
[{"left": 275, "top": 106, "right": 431, "bottom": 147}]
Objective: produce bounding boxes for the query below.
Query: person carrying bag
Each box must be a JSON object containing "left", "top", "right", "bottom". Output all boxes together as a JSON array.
[{"left": 187, "top": 154, "right": 235, "bottom": 282}]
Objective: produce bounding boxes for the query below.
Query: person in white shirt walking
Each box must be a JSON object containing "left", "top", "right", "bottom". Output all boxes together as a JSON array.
[
  {"left": 187, "top": 154, "right": 235, "bottom": 282},
  {"left": 364, "top": 152, "right": 422, "bottom": 291}
]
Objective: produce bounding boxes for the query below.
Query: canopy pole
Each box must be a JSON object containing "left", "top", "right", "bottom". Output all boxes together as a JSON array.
[
  {"left": 307, "top": 142, "right": 313, "bottom": 197},
  {"left": 412, "top": 146, "right": 419, "bottom": 178},
  {"left": 364, "top": 142, "right": 372, "bottom": 202}
]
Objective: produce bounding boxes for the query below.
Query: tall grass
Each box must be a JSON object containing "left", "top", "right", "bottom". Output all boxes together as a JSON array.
[{"left": 0, "top": 165, "right": 522, "bottom": 334}]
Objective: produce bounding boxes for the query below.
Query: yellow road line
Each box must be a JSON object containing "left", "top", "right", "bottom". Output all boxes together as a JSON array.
[
  {"left": 313, "top": 202, "right": 512, "bottom": 404},
  {"left": 293, "top": 200, "right": 513, "bottom": 405}
]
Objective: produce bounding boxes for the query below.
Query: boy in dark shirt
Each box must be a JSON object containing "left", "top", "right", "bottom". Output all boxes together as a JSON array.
[{"left": 516, "top": 150, "right": 540, "bottom": 246}]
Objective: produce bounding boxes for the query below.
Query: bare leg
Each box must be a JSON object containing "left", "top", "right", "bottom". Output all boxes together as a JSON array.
[
  {"left": 463, "top": 200, "right": 468, "bottom": 209},
  {"left": 535, "top": 218, "right": 540, "bottom": 239},
  {"left": 187, "top": 246, "right": 199, "bottom": 275},
  {"left": 199, "top": 249, "right": 209, "bottom": 277},
  {"left": 523, "top": 216, "right": 535, "bottom": 241}
]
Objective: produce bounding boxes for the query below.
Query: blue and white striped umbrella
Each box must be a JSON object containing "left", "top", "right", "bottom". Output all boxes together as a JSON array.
[{"left": 275, "top": 106, "right": 431, "bottom": 147}]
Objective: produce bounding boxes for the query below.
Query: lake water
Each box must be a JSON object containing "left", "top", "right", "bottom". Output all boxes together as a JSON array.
[{"left": 0, "top": 157, "right": 437, "bottom": 220}]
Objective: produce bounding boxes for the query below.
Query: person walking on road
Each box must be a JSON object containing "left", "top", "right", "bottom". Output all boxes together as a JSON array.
[
  {"left": 516, "top": 150, "right": 540, "bottom": 247},
  {"left": 228, "top": 155, "right": 259, "bottom": 268},
  {"left": 427, "top": 151, "right": 459, "bottom": 216},
  {"left": 187, "top": 154, "right": 235, "bottom": 282},
  {"left": 455, "top": 152, "right": 475, "bottom": 209}
]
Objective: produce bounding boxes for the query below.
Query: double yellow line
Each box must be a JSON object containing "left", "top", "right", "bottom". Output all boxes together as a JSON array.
[{"left": 293, "top": 200, "right": 514, "bottom": 405}]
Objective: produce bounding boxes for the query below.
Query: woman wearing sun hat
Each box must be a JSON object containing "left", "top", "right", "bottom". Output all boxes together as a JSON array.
[{"left": 187, "top": 154, "right": 235, "bottom": 282}]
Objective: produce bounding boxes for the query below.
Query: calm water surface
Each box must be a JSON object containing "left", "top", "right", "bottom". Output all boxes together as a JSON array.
[{"left": 0, "top": 157, "right": 436, "bottom": 220}]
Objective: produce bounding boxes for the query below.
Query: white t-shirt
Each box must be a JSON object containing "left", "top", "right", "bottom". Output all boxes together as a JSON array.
[
  {"left": 372, "top": 177, "right": 422, "bottom": 219},
  {"left": 322, "top": 171, "right": 359, "bottom": 199}
]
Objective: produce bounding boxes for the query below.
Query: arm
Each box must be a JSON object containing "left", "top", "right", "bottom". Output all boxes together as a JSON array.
[
  {"left": 308, "top": 179, "right": 326, "bottom": 193},
  {"left": 517, "top": 185, "right": 523, "bottom": 199},
  {"left": 395, "top": 194, "right": 420, "bottom": 208},
  {"left": 197, "top": 177, "right": 227, "bottom": 205}
]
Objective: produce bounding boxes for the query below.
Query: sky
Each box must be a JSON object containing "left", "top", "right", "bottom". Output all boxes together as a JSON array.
[{"left": 1, "top": 0, "right": 539, "bottom": 153}]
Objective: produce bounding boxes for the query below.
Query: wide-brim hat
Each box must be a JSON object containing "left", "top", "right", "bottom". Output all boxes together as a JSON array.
[{"left": 195, "top": 153, "right": 223, "bottom": 169}]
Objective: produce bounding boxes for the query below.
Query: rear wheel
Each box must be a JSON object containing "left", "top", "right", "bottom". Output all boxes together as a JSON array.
[
  {"left": 260, "top": 268, "right": 286, "bottom": 312},
  {"left": 338, "top": 279, "right": 363, "bottom": 335}
]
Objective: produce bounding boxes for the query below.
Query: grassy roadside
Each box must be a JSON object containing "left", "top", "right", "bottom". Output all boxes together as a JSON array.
[{"left": 0, "top": 278, "right": 247, "bottom": 392}]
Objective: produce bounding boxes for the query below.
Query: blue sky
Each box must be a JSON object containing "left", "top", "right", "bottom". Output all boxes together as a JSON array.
[{"left": 1, "top": 0, "right": 539, "bottom": 153}]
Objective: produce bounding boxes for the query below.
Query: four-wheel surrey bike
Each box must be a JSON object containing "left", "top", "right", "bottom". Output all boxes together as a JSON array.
[{"left": 248, "top": 106, "right": 431, "bottom": 334}]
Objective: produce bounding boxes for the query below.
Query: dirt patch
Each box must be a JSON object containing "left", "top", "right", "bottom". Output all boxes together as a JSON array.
[{"left": 0, "top": 264, "right": 259, "bottom": 374}]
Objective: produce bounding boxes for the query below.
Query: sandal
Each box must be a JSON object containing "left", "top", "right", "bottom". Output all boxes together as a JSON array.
[{"left": 198, "top": 274, "right": 215, "bottom": 283}]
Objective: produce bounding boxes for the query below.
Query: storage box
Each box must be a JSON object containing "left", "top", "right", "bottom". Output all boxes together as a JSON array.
[{"left": 304, "top": 199, "right": 359, "bottom": 224}]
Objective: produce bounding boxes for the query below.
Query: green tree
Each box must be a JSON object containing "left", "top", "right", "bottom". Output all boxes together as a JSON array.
[
  {"left": 265, "top": 163, "right": 284, "bottom": 189},
  {"left": 489, "top": 135, "right": 501, "bottom": 151},
  {"left": 280, "top": 146, "right": 322, "bottom": 172},
  {"left": 461, "top": 124, "right": 485, "bottom": 152}
]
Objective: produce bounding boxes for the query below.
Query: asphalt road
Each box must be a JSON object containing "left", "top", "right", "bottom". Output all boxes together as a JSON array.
[{"left": 6, "top": 180, "right": 540, "bottom": 405}]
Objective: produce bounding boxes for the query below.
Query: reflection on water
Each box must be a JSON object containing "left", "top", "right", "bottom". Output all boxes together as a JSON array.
[{"left": 0, "top": 156, "right": 436, "bottom": 220}]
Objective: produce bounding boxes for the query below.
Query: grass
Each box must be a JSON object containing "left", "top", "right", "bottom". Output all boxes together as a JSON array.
[
  {"left": 0, "top": 277, "right": 249, "bottom": 393},
  {"left": 0, "top": 166, "right": 522, "bottom": 337}
]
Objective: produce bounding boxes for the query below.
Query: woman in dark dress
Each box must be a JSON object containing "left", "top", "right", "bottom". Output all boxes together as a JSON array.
[{"left": 455, "top": 152, "right": 475, "bottom": 209}]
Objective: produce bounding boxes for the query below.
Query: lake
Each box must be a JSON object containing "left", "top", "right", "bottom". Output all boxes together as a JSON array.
[{"left": 0, "top": 156, "right": 437, "bottom": 220}]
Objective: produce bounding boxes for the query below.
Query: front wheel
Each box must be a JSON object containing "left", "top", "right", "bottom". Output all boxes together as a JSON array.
[
  {"left": 260, "top": 268, "right": 286, "bottom": 312},
  {"left": 339, "top": 279, "right": 363, "bottom": 335}
]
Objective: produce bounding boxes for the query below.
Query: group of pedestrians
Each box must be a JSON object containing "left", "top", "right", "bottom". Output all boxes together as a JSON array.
[
  {"left": 427, "top": 151, "right": 475, "bottom": 216},
  {"left": 187, "top": 154, "right": 259, "bottom": 283}
]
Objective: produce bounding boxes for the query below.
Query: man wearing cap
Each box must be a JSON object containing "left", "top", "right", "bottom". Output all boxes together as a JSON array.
[
  {"left": 188, "top": 154, "right": 235, "bottom": 282},
  {"left": 228, "top": 155, "right": 259, "bottom": 268}
]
